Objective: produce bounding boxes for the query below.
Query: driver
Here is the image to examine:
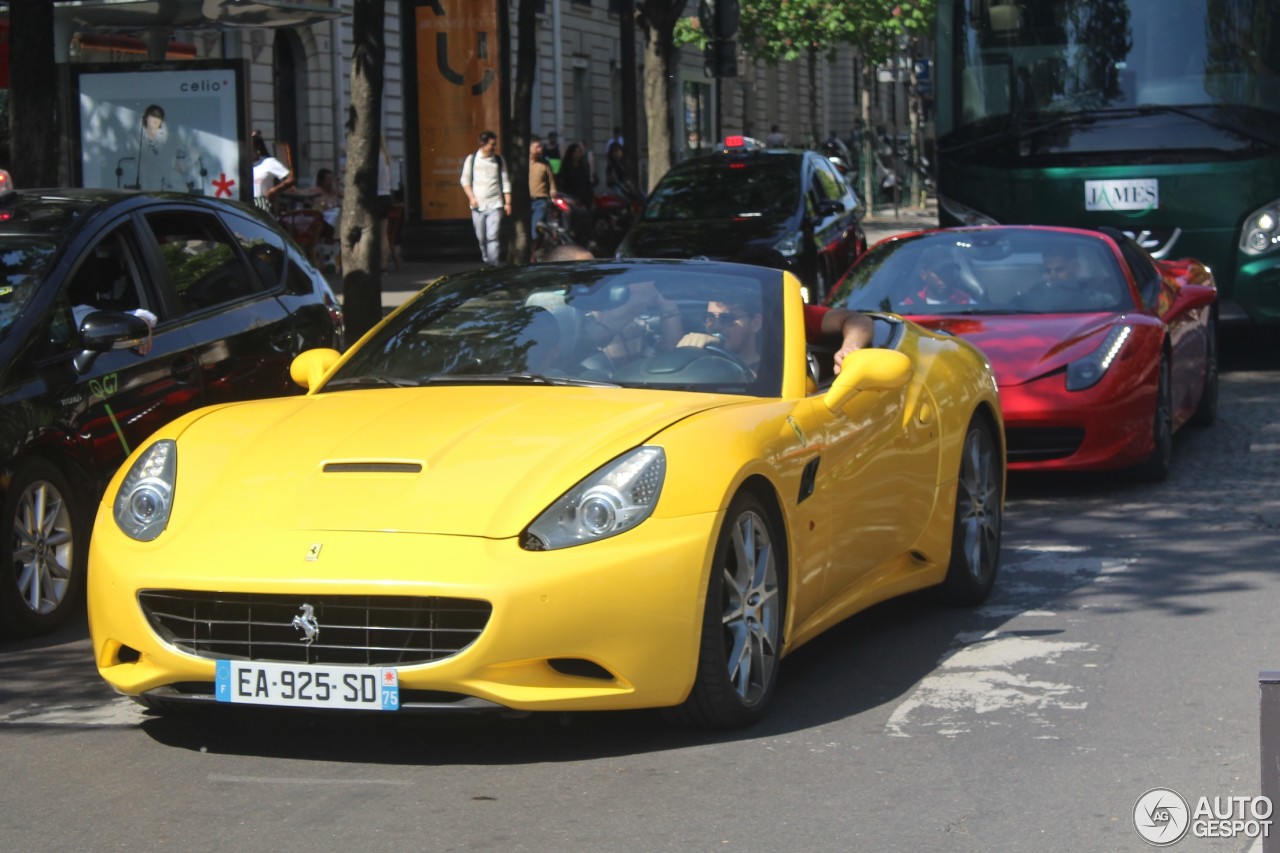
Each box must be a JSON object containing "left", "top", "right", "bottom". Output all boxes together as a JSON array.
[
  {"left": 1017, "top": 244, "right": 1114, "bottom": 310},
  {"left": 679, "top": 298, "right": 873, "bottom": 375},
  {"left": 678, "top": 294, "right": 764, "bottom": 373}
]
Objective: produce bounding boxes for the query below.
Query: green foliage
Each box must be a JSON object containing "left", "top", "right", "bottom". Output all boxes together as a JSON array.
[
  {"left": 736, "top": 0, "right": 935, "bottom": 67},
  {"left": 674, "top": 15, "right": 708, "bottom": 49}
]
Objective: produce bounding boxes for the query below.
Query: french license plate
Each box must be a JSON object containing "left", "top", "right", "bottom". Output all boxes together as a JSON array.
[{"left": 215, "top": 660, "right": 399, "bottom": 711}]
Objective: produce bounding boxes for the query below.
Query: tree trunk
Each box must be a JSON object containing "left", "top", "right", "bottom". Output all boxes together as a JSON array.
[
  {"left": 807, "top": 47, "right": 819, "bottom": 149},
  {"left": 339, "top": 0, "right": 387, "bottom": 343},
  {"left": 7, "top": 0, "right": 59, "bottom": 187},
  {"left": 507, "top": 0, "right": 537, "bottom": 264},
  {"left": 638, "top": 1, "right": 687, "bottom": 188}
]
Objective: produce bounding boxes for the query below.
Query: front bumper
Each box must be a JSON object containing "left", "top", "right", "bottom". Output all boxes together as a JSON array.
[{"left": 89, "top": 513, "right": 719, "bottom": 713}]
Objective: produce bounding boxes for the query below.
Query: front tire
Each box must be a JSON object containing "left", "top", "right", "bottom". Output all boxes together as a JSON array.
[
  {"left": 666, "top": 493, "right": 786, "bottom": 729},
  {"left": 1188, "top": 321, "right": 1217, "bottom": 428},
  {"left": 942, "top": 417, "right": 1003, "bottom": 606},
  {"left": 1133, "top": 355, "right": 1173, "bottom": 481},
  {"left": 0, "top": 459, "right": 87, "bottom": 638}
]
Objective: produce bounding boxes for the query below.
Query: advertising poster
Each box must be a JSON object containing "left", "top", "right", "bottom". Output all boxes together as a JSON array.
[
  {"left": 73, "top": 61, "right": 250, "bottom": 203},
  {"left": 416, "top": 0, "right": 501, "bottom": 221}
]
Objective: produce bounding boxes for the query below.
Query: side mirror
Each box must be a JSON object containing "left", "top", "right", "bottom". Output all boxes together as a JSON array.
[
  {"left": 73, "top": 311, "right": 152, "bottom": 373},
  {"left": 79, "top": 310, "right": 151, "bottom": 352},
  {"left": 290, "top": 348, "right": 342, "bottom": 391},
  {"left": 823, "top": 348, "right": 913, "bottom": 412}
]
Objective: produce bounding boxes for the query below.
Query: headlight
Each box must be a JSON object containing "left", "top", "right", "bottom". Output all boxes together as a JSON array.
[
  {"left": 1240, "top": 199, "right": 1280, "bottom": 255},
  {"left": 774, "top": 233, "right": 801, "bottom": 257},
  {"left": 938, "top": 194, "right": 999, "bottom": 227},
  {"left": 113, "top": 440, "right": 177, "bottom": 541},
  {"left": 522, "top": 446, "right": 665, "bottom": 551},
  {"left": 1065, "top": 325, "right": 1131, "bottom": 391}
]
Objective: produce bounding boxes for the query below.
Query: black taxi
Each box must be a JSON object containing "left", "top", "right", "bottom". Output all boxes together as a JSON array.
[
  {"left": 616, "top": 136, "right": 867, "bottom": 302},
  {"left": 0, "top": 175, "right": 343, "bottom": 637}
]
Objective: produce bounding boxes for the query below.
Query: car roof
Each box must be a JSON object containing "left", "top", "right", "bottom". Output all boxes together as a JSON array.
[{"left": 0, "top": 188, "right": 253, "bottom": 239}]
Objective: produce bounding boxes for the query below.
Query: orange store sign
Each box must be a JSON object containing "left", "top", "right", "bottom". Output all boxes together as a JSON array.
[{"left": 416, "top": 0, "right": 500, "bottom": 221}]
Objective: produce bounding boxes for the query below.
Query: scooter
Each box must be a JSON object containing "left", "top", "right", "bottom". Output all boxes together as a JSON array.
[
  {"left": 593, "top": 181, "right": 644, "bottom": 257},
  {"left": 535, "top": 191, "right": 592, "bottom": 258}
]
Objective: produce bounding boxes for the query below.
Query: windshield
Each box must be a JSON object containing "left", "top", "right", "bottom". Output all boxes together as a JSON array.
[
  {"left": 326, "top": 262, "right": 786, "bottom": 397},
  {"left": 939, "top": 0, "right": 1280, "bottom": 136},
  {"left": 0, "top": 239, "right": 57, "bottom": 342},
  {"left": 642, "top": 158, "right": 800, "bottom": 222},
  {"left": 833, "top": 230, "right": 1136, "bottom": 315}
]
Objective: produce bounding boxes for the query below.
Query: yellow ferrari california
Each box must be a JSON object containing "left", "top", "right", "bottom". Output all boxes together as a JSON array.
[{"left": 89, "top": 259, "right": 1004, "bottom": 728}]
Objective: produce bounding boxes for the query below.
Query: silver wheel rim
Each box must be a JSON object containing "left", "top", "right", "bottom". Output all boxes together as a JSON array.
[
  {"left": 12, "top": 480, "right": 74, "bottom": 615},
  {"left": 720, "top": 509, "right": 780, "bottom": 705},
  {"left": 957, "top": 427, "right": 1001, "bottom": 584}
]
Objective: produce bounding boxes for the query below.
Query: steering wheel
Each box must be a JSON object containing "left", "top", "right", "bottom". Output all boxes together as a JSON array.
[{"left": 701, "top": 343, "right": 756, "bottom": 381}]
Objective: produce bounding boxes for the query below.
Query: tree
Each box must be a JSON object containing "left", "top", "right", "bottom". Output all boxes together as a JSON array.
[
  {"left": 738, "top": 1, "right": 856, "bottom": 146},
  {"left": 637, "top": 1, "right": 689, "bottom": 189},
  {"left": 339, "top": 0, "right": 387, "bottom": 343},
  {"left": 504, "top": 0, "right": 537, "bottom": 264},
  {"left": 6, "top": 0, "right": 59, "bottom": 187}
]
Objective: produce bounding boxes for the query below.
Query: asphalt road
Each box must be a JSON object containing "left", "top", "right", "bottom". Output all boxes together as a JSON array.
[{"left": 3, "top": 230, "right": 1278, "bottom": 853}]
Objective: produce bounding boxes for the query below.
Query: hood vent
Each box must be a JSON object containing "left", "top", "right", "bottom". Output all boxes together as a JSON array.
[{"left": 323, "top": 462, "right": 423, "bottom": 474}]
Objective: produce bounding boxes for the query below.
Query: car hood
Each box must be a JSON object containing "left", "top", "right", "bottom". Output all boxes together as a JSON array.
[
  {"left": 907, "top": 313, "right": 1123, "bottom": 387},
  {"left": 169, "top": 386, "right": 734, "bottom": 539},
  {"left": 623, "top": 219, "right": 789, "bottom": 260}
]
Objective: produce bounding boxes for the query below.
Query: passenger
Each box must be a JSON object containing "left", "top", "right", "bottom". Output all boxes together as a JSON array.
[{"left": 901, "top": 247, "right": 976, "bottom": 307}]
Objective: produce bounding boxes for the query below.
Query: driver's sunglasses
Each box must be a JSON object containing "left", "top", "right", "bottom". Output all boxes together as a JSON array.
[{"left": 705, "top": 310, "right": 745, "bottom": 327}]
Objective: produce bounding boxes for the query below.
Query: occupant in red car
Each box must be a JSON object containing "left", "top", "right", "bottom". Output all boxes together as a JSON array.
[{"left": 900, "top": 247, "right": 975, "bottom": 307}]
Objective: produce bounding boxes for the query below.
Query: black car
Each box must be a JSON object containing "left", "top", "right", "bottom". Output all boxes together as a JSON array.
[
  {"left": 0, "top": 181, "right": 343, "bottom": 638},
  {"left": 616, "top": 136, "right": 866, "bottom": 302}
]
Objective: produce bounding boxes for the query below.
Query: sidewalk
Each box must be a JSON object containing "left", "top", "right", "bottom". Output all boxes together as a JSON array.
[{"left": 328, "top": 200, "right": 940, "bottom": 311}]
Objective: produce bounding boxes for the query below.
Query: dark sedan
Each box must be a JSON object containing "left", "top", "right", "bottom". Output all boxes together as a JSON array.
[
  {"left": 616, "top": 137, "right": 866, "bottom": 303},
  {"left": 0, "top": 179, "right": 343, "bottom": 637}
]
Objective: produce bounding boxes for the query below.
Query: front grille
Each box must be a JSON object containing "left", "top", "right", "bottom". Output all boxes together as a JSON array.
[
  {"left": 1005, "top": 427, "right": 1085, "bottom": 463},
  {"left": 139, "top": 591, "right": 491, "bottom": 666}
]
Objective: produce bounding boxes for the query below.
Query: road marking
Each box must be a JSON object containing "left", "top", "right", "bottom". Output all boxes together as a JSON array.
[
  {"left": 885, "top": 552, "right": 1131, "bottom": 738},
  {"left": 0, "top": 698, "right": 145, "bottom": 727},
  {"left": 207, "top": 775, "right": 412, "bottom": 786}
]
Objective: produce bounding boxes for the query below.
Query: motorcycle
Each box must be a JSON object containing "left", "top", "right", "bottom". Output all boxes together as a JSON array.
[
  {"left": 535, "top": 191, "right": 593, "bottom": 259},
  {"left": 592, "top": 180, "right": 644, "bottom": 257}
]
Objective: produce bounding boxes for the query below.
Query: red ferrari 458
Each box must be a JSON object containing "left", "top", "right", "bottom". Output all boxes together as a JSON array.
[{"left": 830, "top": 225, "right": 1217, "bottom": 479}]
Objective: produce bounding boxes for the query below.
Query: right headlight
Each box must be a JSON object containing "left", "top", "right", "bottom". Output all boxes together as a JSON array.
[
  {"left": 774, "top": 233, "right": 801, "bottom": 257},
  {"left": 113, "top": 440, "right": 177, "bottom": 541},
  {"left": 522, "top": 446, "right": 665, "bottom": 551},
  {"left": 1065, "top": 325, "right": 1131, "bottom": 391},
  {"left": 1240, "top": 199, "right": 1280, "bottom": 255}
]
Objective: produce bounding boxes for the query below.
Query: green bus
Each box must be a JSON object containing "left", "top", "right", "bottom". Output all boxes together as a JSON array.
[{"left": 934, "top": 0, "right": 1280, "bottom": 324}]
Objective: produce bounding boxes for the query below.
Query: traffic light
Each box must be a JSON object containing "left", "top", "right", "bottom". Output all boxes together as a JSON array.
[{"left": 704, "top": 39, "right": 738, "bottom": 78}]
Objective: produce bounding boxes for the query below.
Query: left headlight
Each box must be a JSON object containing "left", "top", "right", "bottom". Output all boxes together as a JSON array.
[
  {"left": 522, "top": 446, "right": 665, "bottom": 551},
  {"left": 1065, "top": 325, "right": 1131, "bottom": 391},
  {"left": 113, "top": 439, "right": 177, "bottom": 541}
]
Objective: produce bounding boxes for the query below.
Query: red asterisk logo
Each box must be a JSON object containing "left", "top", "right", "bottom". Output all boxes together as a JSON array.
[{"left": 212, "top": 172, "right": 235, "bottom": 198}]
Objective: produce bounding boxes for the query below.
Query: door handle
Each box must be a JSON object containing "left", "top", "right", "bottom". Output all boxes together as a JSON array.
[{"left": 170, "top": 354, "right": 199, "bottom": 385}]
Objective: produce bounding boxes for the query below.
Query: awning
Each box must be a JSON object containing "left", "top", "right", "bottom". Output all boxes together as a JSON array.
[{"left": 26, "top": 0, "right": 346, "bottom": 32}]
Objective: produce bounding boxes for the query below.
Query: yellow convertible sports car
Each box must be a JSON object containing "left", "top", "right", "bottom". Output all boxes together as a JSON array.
[{"left": 89, "top": 259, "right": 1004, "bottom": 729}]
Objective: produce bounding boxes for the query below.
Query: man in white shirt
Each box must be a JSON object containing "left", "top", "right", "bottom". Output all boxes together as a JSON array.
[{"left": 460, "top": 130, "right": 512, "bottom": 266}]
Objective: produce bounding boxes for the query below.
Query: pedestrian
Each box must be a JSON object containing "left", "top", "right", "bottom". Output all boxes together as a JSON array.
[
  {"left": 543, "top": 130, "right": 562, "bottom": 170},
  {"left": 251, "top": 130, "right": 294, "bottom": 215},
  {"left": 529, "top": 135, "right": 557, "bottom": 256},
  {"left": 376, "top": 137, "right": 395, "bottom": 268},
  {"left": 459, "top": 130, "right": 512, "bottom": 267},
  {"left": 604, "top": 141, "right": 626, "bottom": 193},
  {"left": 606, "top": 126, "right": 624, "bottom": 151},
  {"left": 558, "top": 141, "right": 594, "bottom": 210},
  {"left": 765, "top": 124, "right": 787, "bottom": 148}
]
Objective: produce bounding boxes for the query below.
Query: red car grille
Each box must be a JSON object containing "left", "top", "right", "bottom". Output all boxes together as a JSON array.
[
  {"left": 138, "top": 591, "right": 491, "bottom": 666},
  {"left": 1005, "top": 427, "right": 1085, "bottom": 463}
]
